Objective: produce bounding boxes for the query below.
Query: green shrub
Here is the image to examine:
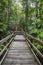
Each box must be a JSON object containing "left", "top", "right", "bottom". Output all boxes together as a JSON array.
[{"left": 0, "top": 45, "right": 5, "bottom": 52}]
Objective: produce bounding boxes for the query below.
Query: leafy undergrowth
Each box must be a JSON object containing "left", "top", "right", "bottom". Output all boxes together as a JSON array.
[
  {"left": 0, "top": 43, "right": 7, "bottom": 52},
  {"left": 0, "top": 45, "right": 5, "bottom": 52},
  {"left": 33, "top": 42, "right": 43, "bottom": 65},
  {"left": 29, "top": 29, "right": 43, "bottom": 41},
  {"left": 33, "top": 42, "right": 43, "bottom": 54}
]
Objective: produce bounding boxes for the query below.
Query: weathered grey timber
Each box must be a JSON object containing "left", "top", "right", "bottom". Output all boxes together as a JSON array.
[{"left": 2, "top": 35, "right": 40, "bottom": 65}]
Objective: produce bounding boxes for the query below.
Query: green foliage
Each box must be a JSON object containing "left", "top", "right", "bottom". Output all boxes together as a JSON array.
[
  {"left": 39, "top": 32, "right": 43, "bottom": 40},
  {"left": 20, "top": 0, "right": 43, "bottom": 55},
  {"left": 0, "top": 0, "right": 13, "bottom": 39},
  {"left": 33, "top": 42, "right": 43, "bottom": 54},
  {"left": 0, "top": 0, "right": 43, "bottom": 55},
  {"left": 37, "top": 45, "right": 43, "bottom": 54},
  {"left": 0, "top": 45, "right": 4, "bottom": 52}
]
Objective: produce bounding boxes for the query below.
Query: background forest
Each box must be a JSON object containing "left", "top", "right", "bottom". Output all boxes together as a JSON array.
[{"left": 0, "top": 0, "right": 43, "bottom": 54}]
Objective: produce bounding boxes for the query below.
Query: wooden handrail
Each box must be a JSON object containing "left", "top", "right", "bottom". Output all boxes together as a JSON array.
[
  {"left": 23, "top": 31, "right": 43, "bottom": 46},
  {"left": 0, "top": 33, "right": 15, "bottom": 65},
  {"left": 23, "top": 31, "right": 43, "bottom": 65},
  {"left": 0, "top": 33, "right": 14, "bottom": 45},
  {"left": 26, "top": 38, "right": 43, "bottom": 59},
  {"left": 26, "top": 33, "right": 43, "bottom": 46}
]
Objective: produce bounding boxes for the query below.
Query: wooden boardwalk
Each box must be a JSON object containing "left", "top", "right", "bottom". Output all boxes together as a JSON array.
[{"left": 2, "top": 35, "right": 39, "bottom": 65}]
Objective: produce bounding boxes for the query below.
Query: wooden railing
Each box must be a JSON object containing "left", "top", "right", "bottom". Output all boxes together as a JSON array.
[
  {"left": 0, "top": 30, "right": 43, "bottom": 65},
  {"left": 0, "top": 33, "right": 15, "bottom": 65},
  {"left": 23, "top": 31, "right": 43, "bottom": 65}
]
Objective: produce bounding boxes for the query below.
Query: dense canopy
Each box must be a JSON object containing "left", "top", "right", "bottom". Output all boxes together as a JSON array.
[
  {"left": 0, "top": 0, "right": 43, "bottom": 40},
  {"left": 0, "top": 0, "right": 43, "bottom": 64},
  {"left": 0, "top": 0, "right": 43, "bottom": 61}
]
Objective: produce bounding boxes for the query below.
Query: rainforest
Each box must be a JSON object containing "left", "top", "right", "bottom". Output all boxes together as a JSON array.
[{"left": 0, "top": 0, "right": 43, "bottom": 65}]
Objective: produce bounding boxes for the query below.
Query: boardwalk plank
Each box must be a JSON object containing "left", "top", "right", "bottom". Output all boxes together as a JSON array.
[{"left": 2, "top": 35, "right": 39, "bottom": 65}]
